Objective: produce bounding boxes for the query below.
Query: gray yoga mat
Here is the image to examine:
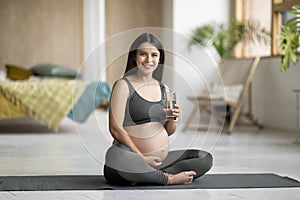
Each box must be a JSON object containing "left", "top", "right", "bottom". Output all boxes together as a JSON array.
[{"left": 0, "top": 173, "right": 300, "bottom": 191}]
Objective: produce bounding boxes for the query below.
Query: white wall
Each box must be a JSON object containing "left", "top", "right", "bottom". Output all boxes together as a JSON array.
[
  {"left": 253, "top": 57, "right": 300, "bottom": 133},
  {"left": 173, "top": 0, "right": 233, "bottom": 33},
  {"left": 167, "top": 0, "right": 234, "bottom": 128}
]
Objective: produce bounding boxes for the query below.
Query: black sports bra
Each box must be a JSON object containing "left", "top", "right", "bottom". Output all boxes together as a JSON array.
[{"left": 122, "top": 77, "right": 166, "bottom": 127}]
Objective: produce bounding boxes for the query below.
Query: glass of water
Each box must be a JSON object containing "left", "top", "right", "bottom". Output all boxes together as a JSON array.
[{"left": 163, "top": 91, "right": 176, "bottom": 119}]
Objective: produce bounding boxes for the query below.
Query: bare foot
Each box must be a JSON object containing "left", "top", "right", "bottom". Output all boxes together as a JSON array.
[{"left": 166, "top": 171, "right": 196, "bottom": 185}]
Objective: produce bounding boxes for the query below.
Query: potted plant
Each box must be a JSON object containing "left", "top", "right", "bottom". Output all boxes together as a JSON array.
[
  {"left": 189, "top": 19, "right": 270, "bottom": 58},
  {"left": 278, "top": 4, "right": 300, "bottom": 71}
]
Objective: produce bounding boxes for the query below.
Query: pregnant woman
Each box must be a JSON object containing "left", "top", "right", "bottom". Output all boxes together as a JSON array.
[{"left": 104, "top": 33, "right": 213, "bottom": 185}]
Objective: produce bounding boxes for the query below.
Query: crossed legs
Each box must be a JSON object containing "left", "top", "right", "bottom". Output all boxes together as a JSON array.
[{"left": 104, "top": 144, "right": 213, "bottom": 185}]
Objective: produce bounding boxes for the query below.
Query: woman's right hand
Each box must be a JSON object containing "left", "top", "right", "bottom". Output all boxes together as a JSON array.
[{"left": 143, "top": 155, "right": 162, "bottom": 167}]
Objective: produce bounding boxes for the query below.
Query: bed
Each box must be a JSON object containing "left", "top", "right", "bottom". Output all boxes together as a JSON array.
[{"left": 0, "top": 66, "right": 111, "bottom": 131}]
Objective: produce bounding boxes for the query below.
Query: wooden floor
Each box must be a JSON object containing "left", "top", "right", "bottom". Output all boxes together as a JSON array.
[{"left": 0, "top": 111, "right": 300, "bottom": 199}]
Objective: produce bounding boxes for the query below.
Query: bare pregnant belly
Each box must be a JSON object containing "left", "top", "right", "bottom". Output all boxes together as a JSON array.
[{"left": 125, "top": 122, "right": 169, "bottom": 160}]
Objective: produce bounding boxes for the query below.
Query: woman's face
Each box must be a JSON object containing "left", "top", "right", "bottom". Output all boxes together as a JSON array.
[{"left": 135, "top": 42, "right": 160, "bottom": 76}]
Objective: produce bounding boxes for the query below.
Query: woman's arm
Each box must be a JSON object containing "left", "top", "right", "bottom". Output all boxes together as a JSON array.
[{"left": 109, "top": 79, "right": 143, "bottom": 155}]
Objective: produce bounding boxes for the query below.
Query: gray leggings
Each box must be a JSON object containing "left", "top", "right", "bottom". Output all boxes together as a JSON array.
[{"left": 104, "top": 144, "right": 213, "bottom": 185}]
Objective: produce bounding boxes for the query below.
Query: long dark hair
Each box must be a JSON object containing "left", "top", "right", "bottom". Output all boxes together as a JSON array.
[{"left": 124, "top": 33, "right": 165, "bottom": 81}]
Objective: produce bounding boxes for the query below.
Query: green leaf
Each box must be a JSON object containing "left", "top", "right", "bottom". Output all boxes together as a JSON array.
[
  {"left": 278, "top": 4, "right": 300, "bottom": 71},
  {"left": 188, "top": 18, "right": 270, "bottom": 58}
]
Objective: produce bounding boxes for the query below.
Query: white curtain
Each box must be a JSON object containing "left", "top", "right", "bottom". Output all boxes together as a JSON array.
[{"left": 83, "top": 0, "right": 106, "bottom": 81}]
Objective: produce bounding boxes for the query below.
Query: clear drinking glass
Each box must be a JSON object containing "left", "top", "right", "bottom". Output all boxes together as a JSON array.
[{"left": 163, "top": 91, "right": 176, "bottom": 119}]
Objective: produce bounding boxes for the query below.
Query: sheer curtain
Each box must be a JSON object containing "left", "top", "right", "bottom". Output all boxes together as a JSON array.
[
  {"left": 237, "top": 0, "right": 271, "bottom": 57},
  {"left": 83, "top": 0, "right": 106, "bottom": 81}
]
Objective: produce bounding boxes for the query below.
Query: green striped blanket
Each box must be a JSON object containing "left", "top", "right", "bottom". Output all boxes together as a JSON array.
[{"left": 0, "top": 79, "right": 88, "bottom": 131}]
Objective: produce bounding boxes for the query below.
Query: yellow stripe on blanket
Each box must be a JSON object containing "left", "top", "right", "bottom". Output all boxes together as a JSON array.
[{"left": 0, "top": 79, "right": 88, "bottom": 131}]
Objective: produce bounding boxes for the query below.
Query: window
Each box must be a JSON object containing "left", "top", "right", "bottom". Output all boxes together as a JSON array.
[
  {"left": 235, "top": 0, "right": 300, "bottom": 57},
  {"left": 272, "top": 0, "right": 300, "bottom": 55},
  {"left": 234, "top": 0, "right": 271, "bottom": 58}
]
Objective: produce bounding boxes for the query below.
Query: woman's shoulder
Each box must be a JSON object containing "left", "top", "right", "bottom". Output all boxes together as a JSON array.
[{"left": 112, "top": 78, "right": 129, "bottom": 91}]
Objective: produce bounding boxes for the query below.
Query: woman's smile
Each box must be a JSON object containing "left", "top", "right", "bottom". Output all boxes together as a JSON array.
[
  {"left": 135, "top": 42, "right": 160, "bottom": 75},
  {"left": 142, "top": 63, "right": 155, "bottom": 69}
]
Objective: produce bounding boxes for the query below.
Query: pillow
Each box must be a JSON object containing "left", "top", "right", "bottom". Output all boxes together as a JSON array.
[
  {"left": 0, "top": 69, "right": 6, "bottom": 81},
  {"left": 5, "top": 64, "right": 33, "bottom": 80},
  {"left": 68, "top": 81, "right": 111, "bottom": 123},
  {"left": 30, "top": 64, "right": 82, "bottom": 79}
]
